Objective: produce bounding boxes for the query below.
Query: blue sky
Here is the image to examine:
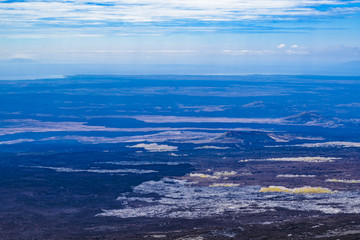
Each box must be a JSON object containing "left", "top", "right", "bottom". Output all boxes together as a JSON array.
[{"left": 0, "top": 0, "right": 360, "bottom": 75}]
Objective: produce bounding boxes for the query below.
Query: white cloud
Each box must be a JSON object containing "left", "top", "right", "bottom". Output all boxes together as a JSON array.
[
  {"left": 50, "top": 49, "right": 194, "bottom": 55},
  {"left": 0, "top": 0, "right": 359, "bottom": 29},
  {"left": 223, "top": 49, "right": 274, "bottom": 55},
  {"left": 285, "top": 49, "right": 309, "bottom": 55},
  {"left": 9, "top": 53, "right": 34, "bottom": 59},
  {"left": 2, "top": 33, "right": 104, "bottom": 39},
  {"left": 71, "top": 34, "right": 104, "bottom": 38},
  {"left": 145, "top": 50, "right": 196, "bottom": 53},
  {"left": 291, "top": 44, "right": 299, "bottom": 48},
  {"left": 277, "top": 43, "right": 286, "bottom": 49}
]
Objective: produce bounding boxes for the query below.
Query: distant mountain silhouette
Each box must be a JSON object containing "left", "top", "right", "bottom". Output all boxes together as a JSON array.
[
  {"left": 2, "top": 58, "right": 38, "bottom": 64},
  {"left": 213, "top": 131, "right": 277, "bottom": 145},
  {"left": 340, "top": 60, "right": 360, "bottom": 67},
  {"left": 282, "top": 112, "right": 342, "bottom": 128}
]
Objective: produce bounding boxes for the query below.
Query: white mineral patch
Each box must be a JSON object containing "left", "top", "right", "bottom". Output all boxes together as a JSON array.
[
  {"left": 180, "top": 237, "right": 204, "bottom": 240},
  {"left": 127, "top": 143, "right": 178, "bottom": 152},
  {"left": 178, "top": 104, "right": 228, "bottom": 112},
  {"left": 0, "top": 119, "right": 124, "bottom": 136},
  {"left": 326, "top": 179, "right": 360, "bottom": 184},
  {"left": 277, "top": 174, "right": 316, "bottom": 178},
  {"left": 27, "top": 166, "right": 157, "bottom": 174},
  {"left": 0, "top": 138, "right": 35, "bottom": 144},
  {"left": 293, "top": 141, "right": 360, "bottom": 148},
  {"left": 242, "top": 101, "right": 265, "bottom": 108},
  {"left": 128, "top": 115, "right": 283, "bottom": 124},
  {"left": 210, "top": 183, "right": 240, "bottom": 187},
  {"left": 97, "top": 161, "right": 188, "bottom": 166},
  {"left": 314, "top": 229, "right": 360, "bottom": 238},
  {"left": 53, "top": 131, "right": 219, "bottom": 144},
  {"left": 96, "top": 178, "right": 360, "bottom": 219},
  {"left": 267, "top": 134, "right": 289, "bottom": 142},
  {"left": 213, "top": 171, "right": 237, "bottom": 177},
  {"left": 195, "top": 145, "right": 230, "bottom": 149},
  {"left": 150, "top": 235, "right": 167, "bottom": 238},
  {"left": 240, "top": 157, "right": 339, "bottom": 163},
  {"left": 266, "top": 134, "right": 324, "bottom": 144},
  {"left": 189, "top": 171, "right": 236, "bottom": 179}
]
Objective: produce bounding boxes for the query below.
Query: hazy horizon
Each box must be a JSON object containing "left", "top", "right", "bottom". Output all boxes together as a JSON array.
[
  {"left": 1, "top": 0, "right": 360, "bottom": 79},
  {"left": 0, "top": 61, "right": 359, "bottom": 80}
]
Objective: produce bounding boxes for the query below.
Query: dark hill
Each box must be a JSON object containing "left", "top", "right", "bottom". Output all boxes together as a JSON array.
[
  {"left": 213, "top": 131, "right": 277, "bottom": 145},
  {"left": 282, "top": 112, "right": 342, "bottom": 128}
]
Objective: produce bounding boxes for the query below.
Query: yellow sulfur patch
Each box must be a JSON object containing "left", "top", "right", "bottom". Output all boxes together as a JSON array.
[
  {"left": 213, "top": 171, "right": 237, "bottom": 177},
  {"left": 189, "top": 173, "right": 220, "bottom": 179},
  {"left": 259, "top": 186, "right": 335, "bottom": 194}
]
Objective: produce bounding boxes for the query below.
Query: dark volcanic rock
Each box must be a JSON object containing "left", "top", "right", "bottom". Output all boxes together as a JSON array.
[
  {"left": 213, "top": 131, "right": 277, "bottom": 145},
  {"left": 282, "top": 111, "right": 343, "bottom": 128}
]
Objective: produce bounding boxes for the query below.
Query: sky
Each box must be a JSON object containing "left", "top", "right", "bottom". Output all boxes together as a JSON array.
[{"left": 0, "top": 0, "right": 360, "bottom": 76}]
